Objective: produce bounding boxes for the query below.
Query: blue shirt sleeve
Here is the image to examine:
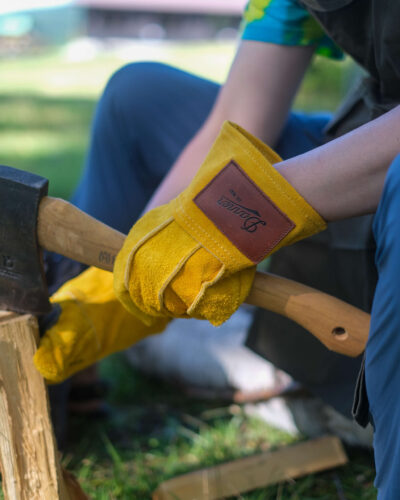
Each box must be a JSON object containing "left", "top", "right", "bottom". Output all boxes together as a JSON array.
[{"left": 241, "top": 0, "right": 343, "bottom": 60}]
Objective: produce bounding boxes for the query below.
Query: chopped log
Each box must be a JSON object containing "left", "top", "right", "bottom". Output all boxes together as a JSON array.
[
  {"left": 0, "top": 312, "right": 88, "bottom": 500},
  {"left": 153, "top": 436, "right": 348, "bottom": 500}
]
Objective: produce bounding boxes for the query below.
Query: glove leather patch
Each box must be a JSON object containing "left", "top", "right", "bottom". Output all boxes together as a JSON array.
[{"left": 194, "top": 161, "right": 295, "bottom": 263}]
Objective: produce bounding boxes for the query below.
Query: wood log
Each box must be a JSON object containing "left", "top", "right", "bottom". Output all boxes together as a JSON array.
[
  {"left": 0, "top": 312, "right": 88, "bottom": 500},
  {"left": 153, "top": 436, "right": 348, "bottom": 500}
]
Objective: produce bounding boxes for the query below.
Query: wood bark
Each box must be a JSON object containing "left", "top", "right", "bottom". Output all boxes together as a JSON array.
[{"left": 0, "top": 312, "right": 88, "bottom": 500}]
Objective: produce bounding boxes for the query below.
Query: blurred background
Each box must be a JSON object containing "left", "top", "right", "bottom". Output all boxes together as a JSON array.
[
  {"left": 0, "top": 0, "right": 246, "bottom": 200},
  {"left": 1, "top": 2, "right": 374, "bottom": 499},
  {"left": 0, "top": 0, "right": 347, "bottom": 200}
]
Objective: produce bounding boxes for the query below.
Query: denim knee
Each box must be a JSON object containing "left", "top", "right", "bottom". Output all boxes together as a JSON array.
[
  {"left": 98, "top": 61, "right": 176, "bottom": 122},
  {"left": 107, "top": 61, "right": 171, "bottom": 94}
]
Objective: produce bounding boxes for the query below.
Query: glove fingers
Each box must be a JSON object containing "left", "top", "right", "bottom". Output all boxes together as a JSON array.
[
  {"left": 98, "top": 299, "right": 169, "bottom": 353},
  {"left": 35, "top": 267, "right": 169, "bottom": 383},
  {"left": 56, "top": 266, "right": 159, "bottom": 328},
  {"left": 189, "top": 266, "right": 256, "bottom": 326},
  {"left": 122, "top": 216, "right": 248, "bottom": 322},
  {"left": 51, "top": 266, "right": 114, "bottom": 303},
  {"left": 114, "top": 205, "right": 173, "bottom": 322},
  {"left": 35, "top": 296, "right": 169, "bottom": 383},
  {"left": 164, "top": 247, "right": 223, "bottom": 316},
  {"left": 34, "top": 298, "right": 94, "bottom": 383},
  {"left": 126, "top": 220, "right": 201, "bottom": 318},
  {"left": 165, "top": 249, "right": 255, "bottom": 325}
]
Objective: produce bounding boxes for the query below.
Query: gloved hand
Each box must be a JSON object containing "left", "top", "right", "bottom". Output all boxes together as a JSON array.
[
  {"left": 34, "top": 267, "right": 168, "bottom": 383},
  {"left": 114, "top": 121, "right": 327, "bottom": 326}
]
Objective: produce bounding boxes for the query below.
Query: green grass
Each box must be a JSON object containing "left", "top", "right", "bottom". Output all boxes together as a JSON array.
[
  {"left": 0, "top": 40, "right": 376, "bottom": 498},
  {"left": 64, "top": 355, "right": 376, "bottom": 499},
  {"left": 0, "top": 93, "right": 93, "bottom": 198},
  {"left": 0, "top": 40, "right": 347, "bottom": 199}
]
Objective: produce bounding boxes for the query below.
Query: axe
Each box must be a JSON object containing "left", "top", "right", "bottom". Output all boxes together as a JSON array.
[{"left": 0, "top": 165, "right": 370, "bottom": 357}]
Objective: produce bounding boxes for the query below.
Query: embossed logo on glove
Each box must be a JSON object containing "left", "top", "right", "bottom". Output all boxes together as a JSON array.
[{"left": 194, "top": 161, "right": 295, "bottom": 263}]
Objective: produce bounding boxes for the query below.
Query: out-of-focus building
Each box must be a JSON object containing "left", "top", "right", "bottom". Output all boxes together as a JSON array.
[
  {"left": 77, "top": 0, "right": 247, "bottom": 40},
  {"left": 0, "top": 0, "right": 247, "bottom": 54},
  {"left": 0, "top": 1, "right": 82, "bottom": 53}
]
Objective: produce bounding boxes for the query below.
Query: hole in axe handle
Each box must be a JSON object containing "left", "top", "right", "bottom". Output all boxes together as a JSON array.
[
  {"left": 247, "top": 270, "right": 369, "bottom": 357},
  {"left": 331, "top": 326, "right": 348, "bottom": 340}
]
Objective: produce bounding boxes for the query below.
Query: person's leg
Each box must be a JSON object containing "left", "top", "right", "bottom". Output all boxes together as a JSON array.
[
  {"left": 46, "top": 61, "right": 219, "bottom": 290},
  {"left": 72, "top": 61, "right": 219, "bottom": 233},
  {"left": 365, "top": 154, "right": 400, "bottom": 498}
]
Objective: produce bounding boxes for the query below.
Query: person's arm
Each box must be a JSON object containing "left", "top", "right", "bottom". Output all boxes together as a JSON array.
[
  {"left": 276, "top": 105, "right": 400, "bottom": 221},
  {"left": 145, "top": 40, "right": 315, "bottom": 211}
]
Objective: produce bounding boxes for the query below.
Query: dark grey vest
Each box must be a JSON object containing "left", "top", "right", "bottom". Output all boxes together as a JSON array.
[
  {"left": 302, "top": 0, "right": 400, "bottom": 137},
  {"left": 247, "top": 1, "right": 398, "bottom": 421}
]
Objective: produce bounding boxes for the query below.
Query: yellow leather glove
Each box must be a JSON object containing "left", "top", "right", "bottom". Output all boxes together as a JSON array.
[
  {"left": 34, "top": 267, "right": 168, "bottom": 383},
  {"left": 114, "top": 121, "right": 327, "bottom": 326}
]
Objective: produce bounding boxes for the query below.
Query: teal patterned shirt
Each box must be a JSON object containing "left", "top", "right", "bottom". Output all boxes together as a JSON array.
[{"left": 241, "top": 0, "right": 343, "bottom": 59}]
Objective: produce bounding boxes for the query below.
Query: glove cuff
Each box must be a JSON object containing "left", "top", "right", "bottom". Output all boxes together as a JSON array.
[{"left": 173, "top": 121, "right": 326, "bottom": 268}]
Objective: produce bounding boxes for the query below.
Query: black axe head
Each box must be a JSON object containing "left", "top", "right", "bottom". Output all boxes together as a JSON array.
[{"left": 0, "top": 165, "right": 51, "bottom": 315}]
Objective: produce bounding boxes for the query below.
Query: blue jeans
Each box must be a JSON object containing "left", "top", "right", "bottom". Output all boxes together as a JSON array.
[{"left": 366, "top": 156, "right": 400, "bottom": 498}]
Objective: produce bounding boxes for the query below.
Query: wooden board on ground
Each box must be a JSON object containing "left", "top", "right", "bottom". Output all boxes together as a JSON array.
[
  {"left": 153, "top": 435, "right": 348, "bottom": 500},
  {"left": 0, "top": 312, "right": 89, "bottom": 500}
]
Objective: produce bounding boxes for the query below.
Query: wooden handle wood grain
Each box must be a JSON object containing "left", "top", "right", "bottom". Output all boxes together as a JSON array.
[
  {"left": 246, "top": 272, "right": 369, "bottom": 357},
  {"left": 37, "top": 197, "right": 126, "bottom": 270},
  {"left": 37, "top": 196, "right": 369, "bottom": 357}
]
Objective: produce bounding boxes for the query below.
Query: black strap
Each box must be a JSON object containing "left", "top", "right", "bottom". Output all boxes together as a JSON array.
[{"left": 352, "top": 354, "right": 373, "bottom": 428}]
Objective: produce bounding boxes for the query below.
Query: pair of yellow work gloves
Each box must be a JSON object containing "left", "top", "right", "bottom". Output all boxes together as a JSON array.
[{"left": 34, "top": 122, "right": 326, "bottom": 383}]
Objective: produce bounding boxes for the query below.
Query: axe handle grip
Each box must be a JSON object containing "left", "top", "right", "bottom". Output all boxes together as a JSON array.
[
  {"left": 38, "top": 196, "right": 369, "bottom": 357},
  {"left": 38, "top": 197, "right": 126, "bottom": 270},
  {"left": 246, "top": 273, "right": 369, "bottom": 357}
]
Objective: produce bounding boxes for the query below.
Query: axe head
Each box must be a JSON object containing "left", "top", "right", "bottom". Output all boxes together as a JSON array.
[{"left": 0, "top": 165, "right": 51, "bottom": 315}]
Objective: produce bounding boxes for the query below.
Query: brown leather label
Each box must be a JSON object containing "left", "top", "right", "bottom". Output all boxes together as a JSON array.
[{"left": 194, "top": 161, "right": 296, "bottom": 263}]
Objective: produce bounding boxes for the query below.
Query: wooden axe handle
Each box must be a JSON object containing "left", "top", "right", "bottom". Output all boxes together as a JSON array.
[{"left": 38, "top": 197, "right": 369, "bottom": 357}]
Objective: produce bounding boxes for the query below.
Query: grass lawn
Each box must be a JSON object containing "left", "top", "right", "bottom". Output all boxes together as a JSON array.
[
  {"left": 0, "top": 39, "right": 347, "bottom": 200},
  {"left": 0, "top": 39, "right": 376, "bottom": 499}
]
